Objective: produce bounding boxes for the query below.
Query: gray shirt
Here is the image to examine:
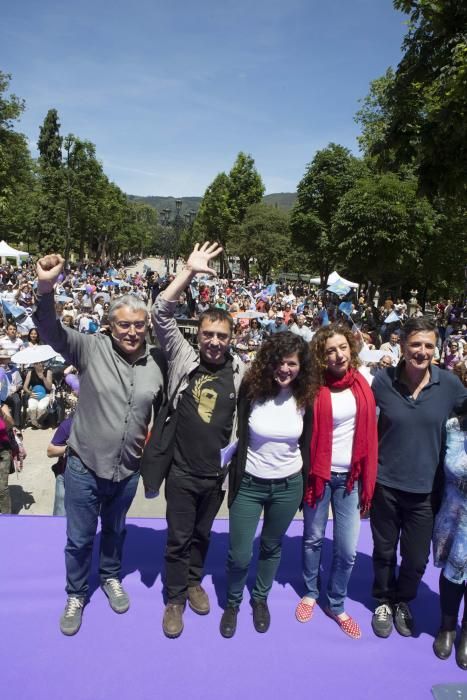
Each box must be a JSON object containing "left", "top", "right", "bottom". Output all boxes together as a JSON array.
[{"left": 34, "top": 292, "right": 165, "bottom": 480}]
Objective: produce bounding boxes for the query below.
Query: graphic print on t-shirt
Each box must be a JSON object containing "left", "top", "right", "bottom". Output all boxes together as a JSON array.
[{"left": 192, "top": 375, "right": 218, "bottom": 423}]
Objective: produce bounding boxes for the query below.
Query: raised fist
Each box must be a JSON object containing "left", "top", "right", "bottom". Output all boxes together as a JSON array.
[{"left": 36, "top": 254, "right": 65, "bottom": 293}]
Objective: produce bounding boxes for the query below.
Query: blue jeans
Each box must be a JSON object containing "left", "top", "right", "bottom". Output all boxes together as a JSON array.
[
  {"left": 53, "top": 474, "right": 66, "bottom": 516},
  {"left": 302, "top": 473, "right": 360, "bottom": 614},
  {"left": 64, "top": 454, "right": 139, "bottom": 598}
]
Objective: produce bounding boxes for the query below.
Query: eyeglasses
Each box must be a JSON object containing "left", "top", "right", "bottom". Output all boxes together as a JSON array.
[{"left": 113, "top": 321, "right": 147, "bottom": 331}]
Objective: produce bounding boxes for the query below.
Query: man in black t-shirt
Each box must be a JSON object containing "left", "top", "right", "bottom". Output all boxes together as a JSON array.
[{"left": 152, "top": 242, "right": 246, "bottom": 639}]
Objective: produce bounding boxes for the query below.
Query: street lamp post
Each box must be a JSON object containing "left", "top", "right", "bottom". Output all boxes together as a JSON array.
[
  {"left": 173, "top": 199, "right": 183, "bottom": 273},
  {"left": 160, "top": 208, "right": 172, "bottom": 275},
  {"left": 160, "top": 202, "right": 196, "bottom": 274}
]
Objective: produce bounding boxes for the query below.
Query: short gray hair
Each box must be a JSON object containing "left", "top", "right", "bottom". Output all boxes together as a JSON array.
[{"left": 108, "top": 294, "right": 148, "bottom": 324}]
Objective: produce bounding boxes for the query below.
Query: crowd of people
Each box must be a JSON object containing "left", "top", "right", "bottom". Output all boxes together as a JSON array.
[{"left": 0, "top": 245, "right": 466, "bottom": 671}]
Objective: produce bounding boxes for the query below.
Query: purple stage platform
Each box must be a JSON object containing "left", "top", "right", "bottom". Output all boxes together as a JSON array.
[{"left": 1, "top": 515, "right": 466, "bottom": 700}]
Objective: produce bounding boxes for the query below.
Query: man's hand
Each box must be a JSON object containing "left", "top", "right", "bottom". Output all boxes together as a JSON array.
[
  {"left": 160, "top": 241, "right": 223, "bottom": 303},
  {"left": 36, "top": 254, "right": 64, "bottom": 294},
  {"left": 185, "top": 242, "right": 222, "bottom": 277}
]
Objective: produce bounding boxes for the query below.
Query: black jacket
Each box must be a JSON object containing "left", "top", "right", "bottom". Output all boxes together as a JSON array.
[{"left": 227, "top": 387, "right": 312, "bottom": 508}]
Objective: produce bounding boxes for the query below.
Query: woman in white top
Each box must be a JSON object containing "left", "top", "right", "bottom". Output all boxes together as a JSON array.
[
  {"left": 295, "top": 323, "right": 378, "bottom": 639},
  {"left": 220, "top": 332, "right": 314, "bottom": 638}
]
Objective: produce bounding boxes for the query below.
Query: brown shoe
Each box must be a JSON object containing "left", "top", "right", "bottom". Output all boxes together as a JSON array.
[
  {"left": 188, "top": 585, "right": 210, "bottom": 615},
  {"left": 162, "top": 603, "right": 184, "bottom": 638}
]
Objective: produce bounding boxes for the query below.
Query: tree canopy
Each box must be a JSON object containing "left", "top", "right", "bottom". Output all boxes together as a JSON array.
[
  {"left": 363, "top": 0, "right": 467, "bottom": 201},
  {"left": 290, "top": 144, "right": 368, "bottom": 287}
]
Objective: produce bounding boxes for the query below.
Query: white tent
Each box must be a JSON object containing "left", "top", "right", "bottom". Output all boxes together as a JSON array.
[
  {"left": 0, "top": 240, "right": 29, "bottom": 261},
  {"left": 309, "top": 270, "right": 359, "bottom": 289}
]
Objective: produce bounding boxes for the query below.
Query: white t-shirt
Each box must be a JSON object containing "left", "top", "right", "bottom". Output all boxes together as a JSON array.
[
  {"left": 330, "top": 366, "right": 373, "bottom": 473},
  {"left": 245, "top": 388, "right": 304, "bottom": 479}
]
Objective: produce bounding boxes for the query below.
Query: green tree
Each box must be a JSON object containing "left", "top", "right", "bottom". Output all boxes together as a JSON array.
[
  {"left": 367, "top": 1, "right": 467, "bottom": 200},
  {"left": 0, "top": 72, "right": 35, "bottom": 244},
  {"left": 35, "top": 109, "right": 68, "bottom": 252},
  {"left": 38, "top": 108, "right": 62, "bottom": 169},
  {"left": 227, "top": 152, "right": 265, "bottom": 225},
  {"left": 63, "top": 134, "right": 107, "bottom": 260},
  {"left": 130, "top": 202, "right": 159, "bottom": 257},
  {"left": 355, "top": 69, "right": 396, "bottom": 161},
  {"left": 193, "top": 172, "right": 234, "bottom": 274},
  {"left": 290, "top": 143, "right": 368, "bottom": 286},
  {"left": 227, "top": 203, "right": 290, "bottom": 279},
  {"left": 334, "top": 172, "right": 439, "bottom": 294}
]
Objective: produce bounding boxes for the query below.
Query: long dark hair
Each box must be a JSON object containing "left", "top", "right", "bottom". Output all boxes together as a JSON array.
[{"left": 244, "top": 332, "right": 313, "bottom": 409}]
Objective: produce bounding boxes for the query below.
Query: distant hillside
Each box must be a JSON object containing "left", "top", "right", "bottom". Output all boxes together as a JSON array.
[
  {"left": 263, "top": 193, "right": 297, "bottom": 209},
  {"left": 127, "top": 192, "right": 297, "bottom": 214}
]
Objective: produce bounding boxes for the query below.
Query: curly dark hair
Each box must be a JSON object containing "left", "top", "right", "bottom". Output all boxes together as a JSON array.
[
  {"left": 243, "top": 331, "right": 313, "bottom": 409},
  {"left": 309, "top": 323, "right": 361, "bottom": 400},
  {"left": 453, "top": 360, "right": 467, "bottom": 388}
]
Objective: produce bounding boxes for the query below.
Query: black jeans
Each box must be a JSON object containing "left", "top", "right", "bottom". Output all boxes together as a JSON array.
[
  {"left": 165, "top": 464, "right": 225, "bottom": 604},
  {"left": 370, "top": 483, "right": 434, "bottom": 604},
  {"left": 439, "top": 572, "right": 467, "bottom": 625}
]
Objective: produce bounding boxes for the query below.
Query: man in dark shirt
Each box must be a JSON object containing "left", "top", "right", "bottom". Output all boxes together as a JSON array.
[
  {"left": 370, "top": 317, "right": 467, "bottom": 639},
  {"left": 152, "top": 242, "right": 245, "bottom": 638}
]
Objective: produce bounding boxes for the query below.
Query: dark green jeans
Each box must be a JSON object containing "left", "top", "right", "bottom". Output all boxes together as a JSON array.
[{"left": 226, "top": 471, "right": 303, "bottom": 607}]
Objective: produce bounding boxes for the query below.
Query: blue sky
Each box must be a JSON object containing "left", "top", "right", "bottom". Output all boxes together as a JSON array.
[{"left": 2, "top": 0, "right": 406, "bottom": 197}]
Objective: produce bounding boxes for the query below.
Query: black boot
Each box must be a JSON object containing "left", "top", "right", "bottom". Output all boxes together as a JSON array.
[
  {"left": 220, "top": 606, "right": 238, "bottom": 638},
  {"left": 433, "top": 620, "right": 456, "bottom": 660},
  {"left": 251, "top": 598, "right": 270, "bottom": 633},
  {"left": 456, "top": 621, "right": 467, "bottom": 671}
]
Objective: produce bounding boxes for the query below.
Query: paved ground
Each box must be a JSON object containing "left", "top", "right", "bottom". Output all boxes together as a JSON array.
[
  {"left": 8, "top": 422, "right": 198, "bottom": 518},
  {"left": 6, "top": 256, "right": 232, "bottom": 519}
]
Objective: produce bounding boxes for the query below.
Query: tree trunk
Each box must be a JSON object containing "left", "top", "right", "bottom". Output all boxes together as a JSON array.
[
  {"left": 239, "top": 255, "right": 249, "bottom": 279},
  {"left": 421, "top": 283, "right": 428, "bottom": 312},
  {"left": 64, "top": 199, "right": 72, "bottom": 265},
  {"left": 79, "top": 231, "right": 85, "bottom": 261}
]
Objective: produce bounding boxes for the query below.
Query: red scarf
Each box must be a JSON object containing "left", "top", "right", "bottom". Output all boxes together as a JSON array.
[{"left": 304, "top": 369, "right": 378, "bottom": 509}]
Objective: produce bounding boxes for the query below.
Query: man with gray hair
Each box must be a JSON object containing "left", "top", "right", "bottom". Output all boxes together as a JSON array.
[
  {"left": 34, "top": 254, "right": 165, "bottom": 636},
  {"left": 289, "top": 313, "right": 313, "bottom": 343}
]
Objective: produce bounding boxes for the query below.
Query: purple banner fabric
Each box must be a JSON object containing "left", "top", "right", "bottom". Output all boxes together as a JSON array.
[{"left": 0, "top": 516, "right": 465, "bottom": 699}]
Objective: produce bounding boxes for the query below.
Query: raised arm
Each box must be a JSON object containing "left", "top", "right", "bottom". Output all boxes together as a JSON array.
[
  {"left": 152, "top": 242, "right": 223, "bottom": 362},
  {"left": 161, "top": 242, "right": 222, "bottom": 301},
  {"left": 33, "top": 254, "right": 89, "bottom": 369}
]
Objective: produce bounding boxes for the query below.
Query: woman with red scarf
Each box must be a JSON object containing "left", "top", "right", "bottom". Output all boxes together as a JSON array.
[{"left": 295, "top": 323, "right": 377, "bottom": 639}]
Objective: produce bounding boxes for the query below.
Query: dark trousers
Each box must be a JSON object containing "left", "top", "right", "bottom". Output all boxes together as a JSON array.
[
  {"left": 370, "top": 483, "right": 434, "bottom": 604},
  {"left": 6, "top": 393, "right": 21, "bottom": 427},
  {"left": 226, "top": 471, "right": 303, "bottom": 607},
  {"left": 439, "top": 571, "right": 467, "bottom": 626},
  {"left": 165, "top": 464, "right": 224, "bottom": 604}
]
